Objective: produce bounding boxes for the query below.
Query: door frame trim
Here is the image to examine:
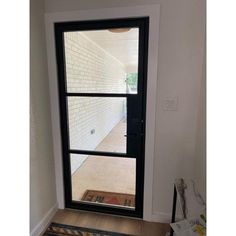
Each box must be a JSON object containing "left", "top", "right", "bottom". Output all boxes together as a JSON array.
[{"left": 45, "top": 4, "right": 160, "bottom": 221}]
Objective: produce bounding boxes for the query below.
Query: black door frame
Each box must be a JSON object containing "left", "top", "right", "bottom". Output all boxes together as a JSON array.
[{"left": 55, "top": 17, "right": 149, "bottom": 218}]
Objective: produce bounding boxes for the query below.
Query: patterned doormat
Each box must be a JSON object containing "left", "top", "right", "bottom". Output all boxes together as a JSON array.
[
  {"left": 43, "top": 222, "right": 135, "bottom": 236},
  {"left": 81, "top": 190, "right": 135, "bottom": 207}
]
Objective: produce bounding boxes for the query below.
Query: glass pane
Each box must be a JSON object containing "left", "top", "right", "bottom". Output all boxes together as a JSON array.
[
  {"left": 71, "top": 154, "right": 136, "bottom": 209},
  {"left": 64, "top": 28, "right": 139, "bottom": 94},
  {"left": 67, "top": 97, "right": 127, "bottom": 153}
]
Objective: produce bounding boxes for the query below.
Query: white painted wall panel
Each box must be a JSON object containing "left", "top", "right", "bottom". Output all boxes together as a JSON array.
[{"left": 30, "top": 0, "right": 57, "bottom": 232}]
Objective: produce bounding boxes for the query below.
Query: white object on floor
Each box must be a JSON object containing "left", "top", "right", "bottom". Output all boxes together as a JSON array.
[
  {"left": 175, "top": 179, "right": 206, "bottom": 219},
  {"left": 170, "top": 220, "right": 194, "bottom": 236}
]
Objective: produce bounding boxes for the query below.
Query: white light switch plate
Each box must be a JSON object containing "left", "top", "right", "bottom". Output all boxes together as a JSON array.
[{"left": 162, "top": 96, "right": 178, "bottom": 111}]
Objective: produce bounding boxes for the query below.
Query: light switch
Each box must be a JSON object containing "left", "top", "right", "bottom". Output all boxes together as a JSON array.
[{"left": 162, "top": 96, "right": 178, "bottom": 111}]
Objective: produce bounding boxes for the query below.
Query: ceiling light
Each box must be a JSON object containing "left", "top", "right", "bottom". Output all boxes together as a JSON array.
[{"left": 108, "top": 28, "right": 131, "bottom": 33}]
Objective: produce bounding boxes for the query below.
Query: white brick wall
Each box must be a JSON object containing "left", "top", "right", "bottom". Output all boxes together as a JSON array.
[
  {"left": 68, "top": 97, "right": 126, "bottom": 150},
  {"left": 64, "top": 32, "right": 127, "bottom": 173},
  {"left": 64, "top": 32, "right": 126, "bottom": 93}
]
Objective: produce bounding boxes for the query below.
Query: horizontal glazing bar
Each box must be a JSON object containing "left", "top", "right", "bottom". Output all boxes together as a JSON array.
[
  {"left": 66, "top": 93, "right": 133, "bottom": 97},
  {"left": 69, "top": 149, "right": 135, "bottom": 158}
]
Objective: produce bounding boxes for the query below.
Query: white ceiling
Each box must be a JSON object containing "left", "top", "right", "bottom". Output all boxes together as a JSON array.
[{"left": 83, "top": 28, "right": 139, "bottom": 72}]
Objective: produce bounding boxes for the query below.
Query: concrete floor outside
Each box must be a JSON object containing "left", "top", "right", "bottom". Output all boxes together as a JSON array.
[{"left": 71, "top": 118, "right": 136, "bottom": 205}]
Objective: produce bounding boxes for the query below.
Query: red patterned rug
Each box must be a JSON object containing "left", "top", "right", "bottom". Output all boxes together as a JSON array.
[{"left": 81, "top": 190, "right": 135, "bottom": 207}]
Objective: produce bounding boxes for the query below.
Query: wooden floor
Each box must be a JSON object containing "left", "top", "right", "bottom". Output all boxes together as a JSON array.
[{"left": 51, "top": 209, "right": 170, "bottom": 236}]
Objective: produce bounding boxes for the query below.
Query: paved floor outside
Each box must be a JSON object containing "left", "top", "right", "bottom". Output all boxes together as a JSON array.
[
  {"left": 71, "top": 118, "right": 136, "bottom": 202},
  {"left": 95, "top": 118, "right": 127, "bottom": 153}
]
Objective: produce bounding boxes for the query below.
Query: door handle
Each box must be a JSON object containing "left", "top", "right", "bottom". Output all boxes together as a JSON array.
[
  {"left": 132, "top": 118, "right": 144, "bottom": 123},
  {"left": 124, "top": 134, "right": 137, "bottom": 137}
]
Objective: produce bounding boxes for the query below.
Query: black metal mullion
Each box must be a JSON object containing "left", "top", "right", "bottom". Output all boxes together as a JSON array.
[
  {"left": 55, "top": 18, "right": 142, "bottom": 33},
  {"left": 66, "top": 93, "right": 130, "bottom": 97},
  {"left": 55, "top": 17, "right": 149, "bottom": 219},
  {"left": 134, "top": 17, "right": 149, "bottom": 218},
  {"left": 69, "top": 149, "right": 134, "bottom": 158},
  {"left": 55, "top": 25, "right": 73, "bottom": 205}
]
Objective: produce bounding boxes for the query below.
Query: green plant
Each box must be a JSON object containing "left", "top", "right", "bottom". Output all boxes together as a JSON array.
[{"left": 126, "top": 73, "right": 138, "bottom": 88}]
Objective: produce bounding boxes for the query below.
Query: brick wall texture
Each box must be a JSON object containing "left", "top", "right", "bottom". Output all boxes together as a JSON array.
[{"left": 64, "top": 32, "right": 127, "bottom": 173}]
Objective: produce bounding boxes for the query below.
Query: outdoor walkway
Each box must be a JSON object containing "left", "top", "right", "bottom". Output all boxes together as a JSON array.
[
  {"left": 95, "top": 118, "right": 127, "bottom": 153},
  {"left": 72, "top": 118, "right": 136, "bottom": 202}
]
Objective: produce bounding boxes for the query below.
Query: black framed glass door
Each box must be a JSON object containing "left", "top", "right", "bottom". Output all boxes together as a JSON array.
[{"left": 55, "top": 17, "right": 149, "bottom": 218}]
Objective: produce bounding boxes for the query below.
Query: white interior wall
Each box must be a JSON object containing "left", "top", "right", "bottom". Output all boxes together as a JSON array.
[
  {"left": 30, "top": 0, "right": 57, "bottom": 234},
  {"left": 151, "top": 0, "right": 206, "bottom": 217},
  {"left": 44, "top": 0, "right": 206, "bottom": 221}
]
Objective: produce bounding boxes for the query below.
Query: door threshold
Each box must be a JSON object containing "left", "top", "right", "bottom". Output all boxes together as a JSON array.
[{"left": 64, "top": 208, "right": 143, "bottom": 221}]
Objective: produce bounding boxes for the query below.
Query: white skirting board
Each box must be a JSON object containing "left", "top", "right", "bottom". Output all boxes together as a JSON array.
[{"left": 30, "top": 203, "right": 58, "bottom": 236}]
